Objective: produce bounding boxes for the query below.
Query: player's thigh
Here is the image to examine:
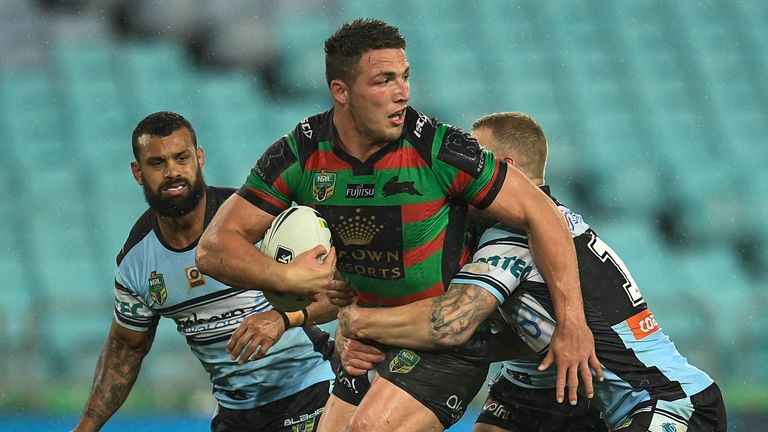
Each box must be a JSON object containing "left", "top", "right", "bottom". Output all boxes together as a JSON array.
[
  {"left": 374, "top": 341, "right": 491, "bottom": 429},
  {"left": 473, "top": 423, "right": 509, "bottom": 432},
  {"left": 316, "top": 394, "right": 358, "bottom": 432},
  {"left": 346, "top": 376, "right": 443, "bottom": 432},
  {"left": 474, "top": 378, "right": 607, "bottom": 432},
  {"left": 615, "top": 383, "right": 726, "bottom": 432}
]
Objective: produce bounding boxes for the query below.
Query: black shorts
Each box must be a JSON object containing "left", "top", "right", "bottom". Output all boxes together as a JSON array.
[
  {"left": 330, "top": 361, "right": 374, "bottom": 406},
  {"left": 373, "top": 334, "right": 492, "bottom": 428},
  {"left": 613, "top": 382, "right": 727, "bottom": 432},
  {"left": 211, "top": 381, "right": 331, "bottom": 432},
  {"left": 475, "top": 374, "right": 608, "bottom": 431}
]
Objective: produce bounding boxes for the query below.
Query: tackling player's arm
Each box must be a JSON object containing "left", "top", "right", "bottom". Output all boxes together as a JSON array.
[
  {"left": 227, "top": 292, "right": 339, "bottom": 364},
  {"left": 72, "top": 320, "right": 155, "bottom": 432},
  {"left": 339, "top": 283, "right": 497, "bottom": 349},
  {"left": 484, "top": 164, "right": 601, "bottom": 403},
  {"left": 196, "top": 194, "right": 336, "bottom": 297}
]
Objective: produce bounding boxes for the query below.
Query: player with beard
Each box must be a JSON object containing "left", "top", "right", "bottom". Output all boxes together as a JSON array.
[{"left": 71, "top": 111, "right": 337, "bottom": 432}]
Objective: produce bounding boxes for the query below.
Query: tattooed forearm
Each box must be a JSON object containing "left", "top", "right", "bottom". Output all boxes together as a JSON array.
[
  {"left": 428, "top": 284, "right": 498, "bottom": 347},
  {"left": 80, "top": 330, "right": 152, "bottom": 430}
]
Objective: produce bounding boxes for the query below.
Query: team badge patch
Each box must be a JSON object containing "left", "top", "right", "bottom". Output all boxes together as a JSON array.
[
  {"left": 185, "top": 266, "right": 206, "bottom": 289},
  {"left": 389, "top": 349, "right": 421, "bottom": 374},
  {"left": 312, "top": 169, "right": 336, "bottom": 202},
  {"left": 148, "top": 271, "right": 167, "bottom": 304}
]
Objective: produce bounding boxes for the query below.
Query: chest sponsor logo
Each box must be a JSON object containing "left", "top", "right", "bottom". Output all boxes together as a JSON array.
[
  {"left": 185, "top": 266, "right": 206, "bottom": 289},
  {"left": 389, "top": 349, "right": 420, "bottom": 374},
  {"left": 318, "top": 206, "right": 404, "bottom": 280},
  {"left": 626, "top": 308, "right": 660, "bottom": 340},
  {"left": 345, "top": 183, "right": 375, "bottom": 199},
  {"left": 383, "top": 175, "right": 422, "bottom": 197},
  {"left": 312, "top": 169, "right": 336, "bottom": 202},
  {"left": 148, "top": 271, "right": 167, "bottom": 305}
]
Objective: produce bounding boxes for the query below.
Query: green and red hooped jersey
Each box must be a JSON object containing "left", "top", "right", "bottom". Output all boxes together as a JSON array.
[{"left": 237, "top": 106, "right": 507, "bottom": 307}]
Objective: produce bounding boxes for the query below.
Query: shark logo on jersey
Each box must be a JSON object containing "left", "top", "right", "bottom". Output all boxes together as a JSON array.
[
  {"left": 389, "top": 349, "right": 420, "bottom": 374},
  {"left": 148, "top": 271, "right": 167, "bottom": 304},
  {"left": 313, "top": 169, "right": 336, "bottom": 202}
]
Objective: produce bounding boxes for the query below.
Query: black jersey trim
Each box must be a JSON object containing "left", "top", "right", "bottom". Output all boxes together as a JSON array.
[
  {"left": 475, "top": 161, "right": 507, "bottom": 210},
  {"left": 254, "top": 136, "right": 297, "bottom": 186},
  {"left": 114, "top": 307, "right": 159, "bottom": 328},
  {"left": 441, "top": 199, "right": 470, "bottom": 290},
  {"left": 116, "top": 209, "right": 153, "bottom": 267},
  {"left": 235, "top": 187, "right": 284, "bottom": 216},
  {"left": 303, "top": 325, "right": 334, "bottom": 361},
  {"left": 402, "top": 106, "right": 436, "bottom": 167},
  {"left": 186, "top": 333, "right": 233, "bottom": 346},
  {"left": 114, "top": 280, "right": 131, "bottom": 293},
  {"left": 155, "top": 288, "right": 246, "bottom": 314}
]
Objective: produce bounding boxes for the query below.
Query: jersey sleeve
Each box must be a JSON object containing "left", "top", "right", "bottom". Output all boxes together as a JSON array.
[
  {"left": 113, "top": 270, "right": 159, "bottom": 332},
  {"left": 450, "top": 228, "right": 537, "bottom": 304},
  {"left": 433, "top": 125, "right": 507, "bottom": 209},
  {"left": 236, "top": 133, "right": 302, "bottom": 216}
]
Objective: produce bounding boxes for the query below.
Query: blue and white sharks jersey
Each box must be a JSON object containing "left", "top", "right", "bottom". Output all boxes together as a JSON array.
[
  {"left": 113, "top": 186, "right": 334, "bottom": 410},
  {"left": 455, "top": 186, "right": 714, "bottom": 428}
]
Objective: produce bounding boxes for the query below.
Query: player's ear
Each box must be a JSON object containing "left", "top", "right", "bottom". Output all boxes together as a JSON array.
[
  {"left": 130, "top": 161, "right": 144, "bottom": 185},
  {"left": 330, "top": 79, "right": 349, "bottom": 105},
  {"left": 503, "top": 157, "right": 517, "bottom": 168},
  {"left": 196, "top": 146, "right": 205, "bottom": 170}
]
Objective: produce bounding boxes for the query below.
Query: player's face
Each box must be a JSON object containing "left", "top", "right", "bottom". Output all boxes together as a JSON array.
[
  {"left": 132, "top": 127, "right": 206, "bottom": 217},
  {"left": 347, "top": 48, "right": 410, "bottom": 145}
]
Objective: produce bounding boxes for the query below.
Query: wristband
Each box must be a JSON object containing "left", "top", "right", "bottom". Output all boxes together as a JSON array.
[
  {"left": 300, "top": 308, "right": 309, "bottom": 326},
  {"left": 276, "top": 310, "right": 290, "bottom": 330}
]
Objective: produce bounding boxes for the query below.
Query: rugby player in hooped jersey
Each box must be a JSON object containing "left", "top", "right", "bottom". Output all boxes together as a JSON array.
[
  {"left": 336, "top": 112, "right": 727, "bottom": 432},
  {"left": 196, "top": 19, "right": 599, "bottom": 431},
  {"left": 72, "top": 112, "right": 337, "bottom": 432}
]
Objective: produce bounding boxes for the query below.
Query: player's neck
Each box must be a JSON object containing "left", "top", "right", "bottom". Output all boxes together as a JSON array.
[
  {"left": 155, "top": 193, "right": 207, "bottom": 249},
  {"left": 332, "top": 112, "right": 388, "bottom": 162}
]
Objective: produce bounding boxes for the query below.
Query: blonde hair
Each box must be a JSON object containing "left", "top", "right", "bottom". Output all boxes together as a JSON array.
[{"left": 472, "top": 112, "right": 547, "bottom": 180}]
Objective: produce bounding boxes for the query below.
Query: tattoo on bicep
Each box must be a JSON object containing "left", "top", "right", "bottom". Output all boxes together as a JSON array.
[{"left": 429, "top": 285, "right": 496, "bottom": 345}]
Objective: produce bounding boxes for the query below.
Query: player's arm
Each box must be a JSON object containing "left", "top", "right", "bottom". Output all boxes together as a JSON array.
[
  {"left": 484, "top": 164, "right": 601, "bottom": 403},
  {"left": 196, "top": 194, "right": 335, "bottom": 297},
  {"left": 227, "top": 291, "right": 339, "bottom": 364},
  {"left": 72, "top": 320, "right": 155, "bottom": 432},
  {"left": 339, "top": 283, "right": 498, "bottom": 350}
]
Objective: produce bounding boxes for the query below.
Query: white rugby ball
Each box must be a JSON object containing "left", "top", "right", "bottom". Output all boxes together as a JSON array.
[{"left": 259, "top": 205, "right": 332, "bottom": 312}]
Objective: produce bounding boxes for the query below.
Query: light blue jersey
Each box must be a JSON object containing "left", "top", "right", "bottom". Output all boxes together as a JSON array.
[
  {"left": 458, "top": 187, "right": 714, "bottom": 429},
  {"left": 113, "top": 186, "right": 334, "bottom": 410}
]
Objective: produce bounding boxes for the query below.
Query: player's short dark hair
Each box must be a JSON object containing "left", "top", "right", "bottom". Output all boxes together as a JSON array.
[
  {"left": 324, "top": 18, "right": 406, "bottom": 86},
  {"left": 131, "top": 111, "right": 197, "bottom": 160}
]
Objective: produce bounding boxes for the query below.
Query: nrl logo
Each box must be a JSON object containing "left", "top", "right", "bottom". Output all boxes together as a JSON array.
[
  {"left": 148, "top": 271, "right": 167, "bottom": 304},
  {"left": 312, "top": 169, "right": 336, "bottom": 202},
  {"left": 389, "top": 349, "right": 421, "bottom": 374}
]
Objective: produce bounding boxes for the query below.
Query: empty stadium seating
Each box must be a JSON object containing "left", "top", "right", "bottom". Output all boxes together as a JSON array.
[{"left": 0, "top": 0, "right": 765, "bottom": 413}]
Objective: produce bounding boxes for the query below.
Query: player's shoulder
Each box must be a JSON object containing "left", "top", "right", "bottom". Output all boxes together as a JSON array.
[
  {"left": 289, "top": 109, "right": 334, "bottom": 164},
  {"left": 116, "top": 208, "right": 154, "bottom": 267},
  {"left": 477, "top": 223, "right": 530, "bottom": 252}
]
